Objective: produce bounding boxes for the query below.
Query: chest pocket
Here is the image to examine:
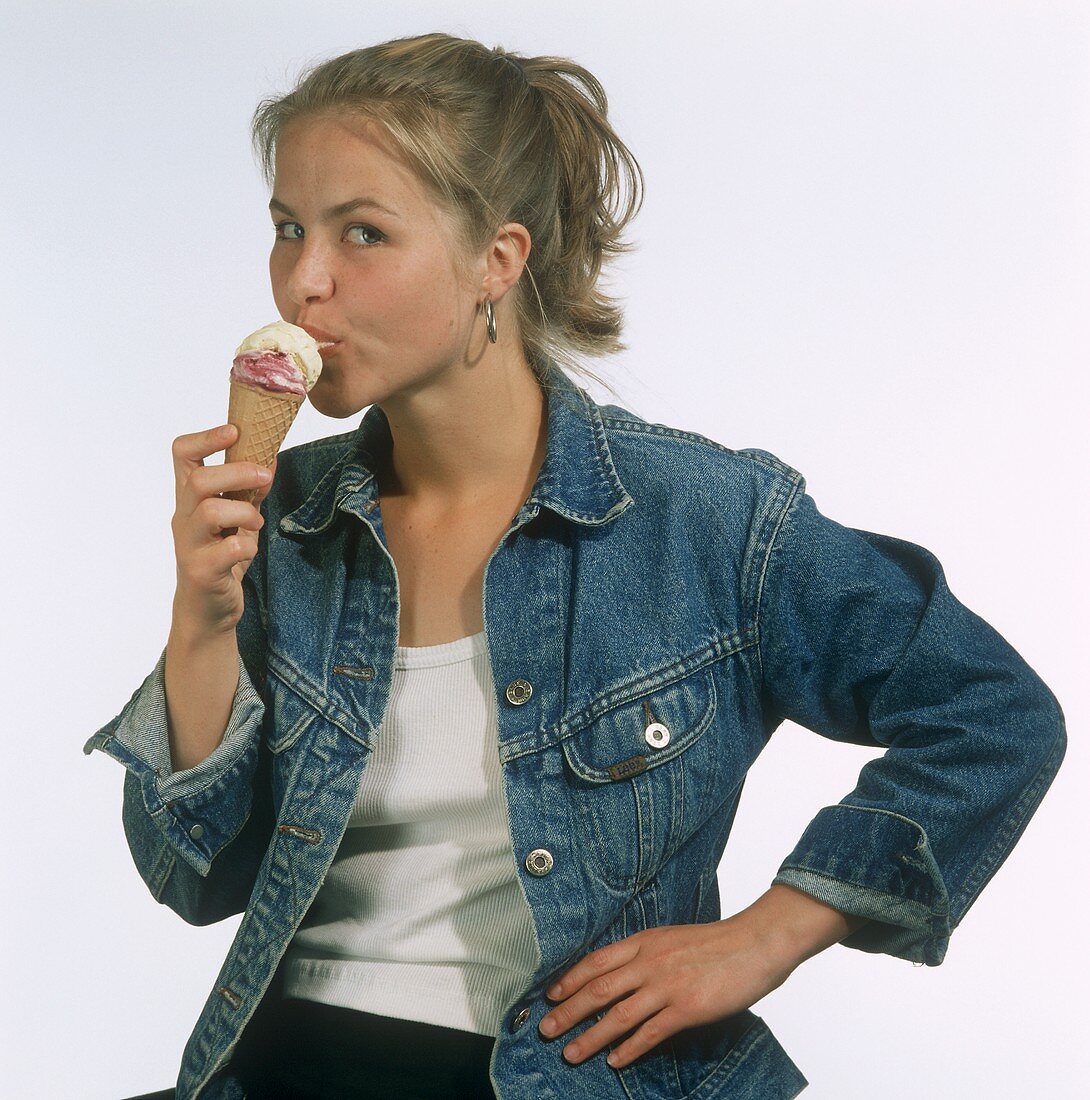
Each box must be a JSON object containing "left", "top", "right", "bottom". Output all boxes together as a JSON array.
[{"left": 559, "top": 664, "right": 721, "bottom": 891}]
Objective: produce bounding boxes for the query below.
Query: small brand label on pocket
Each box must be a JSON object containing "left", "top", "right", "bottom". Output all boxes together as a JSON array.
[{"left": 607, "top": 755, "right": 648, "bottom": 780}]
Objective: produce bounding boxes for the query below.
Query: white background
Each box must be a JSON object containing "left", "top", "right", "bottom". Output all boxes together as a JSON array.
[{"left": 2, "top": 1, "right": 1085, "bottom": 1097}]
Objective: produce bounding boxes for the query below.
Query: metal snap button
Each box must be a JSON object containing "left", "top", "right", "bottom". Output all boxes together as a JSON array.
[
  {"left": 189, "top": 824, "right": 204, "bottom": 841},
  {"left": 525, "top": 848, "right": 554, "bottom": 876},
  {"left": 510, "top": 1006, "right": 531, "bottom": 1032},
  {"left": 641, "top": 700, "right": 671, "bottom": 748},
  {"left": 644, "top": 722, "right": 671, "bottom": 749},
  {"left": 506, "top": 679, "right": 534, "bottom": 706}
]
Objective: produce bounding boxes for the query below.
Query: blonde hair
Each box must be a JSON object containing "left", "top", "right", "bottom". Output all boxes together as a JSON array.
[{"left": 250, "top": 32, "right": 644, "bottom": 399}]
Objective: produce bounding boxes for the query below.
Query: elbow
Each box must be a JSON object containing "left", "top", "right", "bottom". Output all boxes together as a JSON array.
[
  {"left": 1007, "top": 680, "right": 1067, "bottom": 804},
  {"left": 1027, "top": 677, "right": 1067, "bottom": 780}
]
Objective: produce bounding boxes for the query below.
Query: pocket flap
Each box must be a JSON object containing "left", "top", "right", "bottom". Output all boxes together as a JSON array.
[{"left": 560, "top": 666, "right": 717, "bottom": 783}]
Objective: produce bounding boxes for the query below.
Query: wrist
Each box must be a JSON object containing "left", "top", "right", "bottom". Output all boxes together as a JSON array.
[
  {"left": 745, "top": 883, "right": 870, "bottom": 972},
  {"left": 170, "top": 595, "right": 238, "bottom": 647}
]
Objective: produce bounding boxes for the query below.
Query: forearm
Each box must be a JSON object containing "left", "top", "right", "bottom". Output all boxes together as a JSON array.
[
  {"left": 744, "top": 882, "right": 870, "bottom": 971},
  {"left": 165, "top": 606, "right": 241, "bottom": 773}
]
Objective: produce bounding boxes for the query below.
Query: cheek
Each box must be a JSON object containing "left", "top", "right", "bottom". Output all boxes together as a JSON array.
[{"left": 269, "top": 257, "right": 290, "bottom": 310}]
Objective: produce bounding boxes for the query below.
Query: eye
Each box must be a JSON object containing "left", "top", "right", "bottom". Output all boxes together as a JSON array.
[
  {"left": 273, "top": 220, "right": 303, "bottom": 240},
  {"left": 345, "top": 224, "right": 385, "bottom": 248}
]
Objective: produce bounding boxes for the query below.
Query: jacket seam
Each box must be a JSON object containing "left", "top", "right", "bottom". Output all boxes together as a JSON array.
[
  {"left": 599, "top": 416, "right": 739, "bottom": 456},
  {"left": 753, "top": 476, "right": 805, "bottom": 685},
  {"left": 599, "top": 417, "right": 808, "bottom": 481}
]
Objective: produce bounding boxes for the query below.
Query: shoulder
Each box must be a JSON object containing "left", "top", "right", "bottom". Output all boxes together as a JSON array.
[{"left": 594, "top": 398, "right": 805, "bottom": 509}]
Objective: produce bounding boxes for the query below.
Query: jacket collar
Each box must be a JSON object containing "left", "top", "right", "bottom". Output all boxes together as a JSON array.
[{"left": 280, "top": 361, "right": 633, "bottom": 538}]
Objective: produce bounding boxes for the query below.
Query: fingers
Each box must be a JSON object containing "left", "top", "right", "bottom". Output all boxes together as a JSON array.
[
  {"left": 175, "top": 447, "right": 271, "bottom": 522},
  {"left": 177, "top": 525, "right": 261, "bottom": 592},
  {"left": 247, "top": 454, "right": 278, "bottom": 510},
  {"left": 546, "top": 938, "right": 639, "bottom": 1005},
  {"left": 183, "top": 461, "right": 272, "bottom": 516},
  {"left": 172, "top": 424, "right": 271, "bottom": 507},
  {"left": 598, "top": 1004, "right": 683, "bottom": 1070},
  {"left": 172, "top": 424, "right": 235, "bottom": 491},
  {"left": 547, "top": 987, "right": 669, "bottom": 1067},
  {"left": 540, "top": 964, "right": 641, "bottom": 1035}
]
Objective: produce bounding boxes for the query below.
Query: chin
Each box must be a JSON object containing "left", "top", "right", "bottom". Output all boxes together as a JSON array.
[{"left": 309, "top": 380, "right": 373, "bottom": 421}]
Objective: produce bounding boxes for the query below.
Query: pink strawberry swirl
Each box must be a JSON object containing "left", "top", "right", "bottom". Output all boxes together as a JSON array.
[{"left": 230, "top": 350, "right": 307, "bottom": 397}]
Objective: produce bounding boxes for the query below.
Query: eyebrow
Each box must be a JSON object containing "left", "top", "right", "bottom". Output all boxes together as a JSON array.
[{"left": 268, "top": 196, "right": 401, "bottom": 220}]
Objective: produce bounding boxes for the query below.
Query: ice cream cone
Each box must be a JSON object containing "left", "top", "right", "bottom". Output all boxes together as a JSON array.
[{"left": 223, "top": 378, "right": 304, "bottom": 504}]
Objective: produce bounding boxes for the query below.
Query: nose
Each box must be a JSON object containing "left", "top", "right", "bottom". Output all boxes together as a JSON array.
[{"left": 281, "top": 240, "right": 334, "bottom": 307}]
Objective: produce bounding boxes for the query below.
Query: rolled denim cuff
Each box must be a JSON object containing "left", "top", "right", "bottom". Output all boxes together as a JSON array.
[
  {"left": 771, "top": 804, "right": 952, "bottom": 966},
  {"left": 83, "top": 646, "right": 266, "bottom": 876}
]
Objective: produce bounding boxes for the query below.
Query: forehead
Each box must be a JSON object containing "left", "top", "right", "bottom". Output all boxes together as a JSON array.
[{"left": 273, "top": 112, "right": 432, "bottom": 214}]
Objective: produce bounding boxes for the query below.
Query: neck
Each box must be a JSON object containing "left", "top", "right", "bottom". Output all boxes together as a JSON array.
[{"left": 375, "top": 349, "right": 548, "bottom": 512}]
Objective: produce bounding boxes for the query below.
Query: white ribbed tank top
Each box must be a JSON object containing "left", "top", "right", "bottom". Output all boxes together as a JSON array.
[{"left": 280, "top": 630, "right": 541, "bottom": 1038}]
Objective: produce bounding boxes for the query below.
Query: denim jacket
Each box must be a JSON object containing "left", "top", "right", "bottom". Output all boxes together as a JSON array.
[{"left": 83, "top": 363, "right": 1066, "bottom": 1098}]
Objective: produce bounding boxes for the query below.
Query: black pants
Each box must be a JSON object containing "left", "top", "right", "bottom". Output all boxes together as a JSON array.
[{"left": 228, "top": 994, "right": 497, "bottom": 1099}]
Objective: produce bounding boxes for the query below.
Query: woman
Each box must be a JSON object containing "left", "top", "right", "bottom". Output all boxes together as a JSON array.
[{"left": 91, "top": 33, "right": 1066, "bottom": 1099}]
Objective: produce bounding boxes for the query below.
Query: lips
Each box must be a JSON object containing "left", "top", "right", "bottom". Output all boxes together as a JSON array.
[{"left": 297, "top": 323, "right": 340, "bottom": 347}]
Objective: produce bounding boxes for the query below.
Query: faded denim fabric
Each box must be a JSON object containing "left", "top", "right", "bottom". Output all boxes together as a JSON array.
[{"left": 84, "top": 363, "right": 1066, "bottom": 1098}]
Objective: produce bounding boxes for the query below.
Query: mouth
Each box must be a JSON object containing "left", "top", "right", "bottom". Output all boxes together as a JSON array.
[
  {"left": 317, "top": 341, "right": 340, "bottom": 356},
  {"left": 297, "top": 322, "right": 341, "bottom": 347}
]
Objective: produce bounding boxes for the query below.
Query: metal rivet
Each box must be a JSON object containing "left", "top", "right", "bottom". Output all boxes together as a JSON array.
[
  {"left": 506, "top": 679, "right": 533, "bottom": 705},
  {"left": 189, "top": 824, "right": 204, "bottom": 841},
  {"left": 525, "top": 848, "right": 554, "bottom": 876},
  {"left": 510, "top": 1006, "right": 531, "bottom": 1032}
]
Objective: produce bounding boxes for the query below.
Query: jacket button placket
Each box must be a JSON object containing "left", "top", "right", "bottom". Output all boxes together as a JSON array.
[{"left": 505, "top": 680, "right": 556, "bottom": 874}]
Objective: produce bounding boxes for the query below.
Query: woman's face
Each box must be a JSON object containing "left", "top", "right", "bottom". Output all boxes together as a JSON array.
[{"left": 269, "top": 112, "right": 484, "bottom": 417}]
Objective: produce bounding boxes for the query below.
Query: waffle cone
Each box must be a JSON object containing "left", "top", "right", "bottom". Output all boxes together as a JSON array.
[{"left": 223, "top": 379, "right": 305, "bottom": 504}]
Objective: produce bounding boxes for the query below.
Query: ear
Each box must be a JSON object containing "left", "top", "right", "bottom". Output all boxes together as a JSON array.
[{"left": 486, "top": 221, "right": 532, "bottom": 302}]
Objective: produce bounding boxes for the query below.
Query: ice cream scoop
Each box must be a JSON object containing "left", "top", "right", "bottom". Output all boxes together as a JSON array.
[
  {"left": 223, "top": 321, "right": 324, "bottom": 504},
  {"left": 231, "top": 320, "right": 324, "bottom": 395}
]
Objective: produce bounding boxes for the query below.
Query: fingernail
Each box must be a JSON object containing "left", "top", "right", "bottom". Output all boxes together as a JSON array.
[
  {"left": 539, "top": 1017, "right": 556, "bottom": 1036},
  {"left": 547, "top": 984, "right": 562, "bottom": 999},
  {"left": 257, "top": 468, "right": 272, "bottom": 481}
]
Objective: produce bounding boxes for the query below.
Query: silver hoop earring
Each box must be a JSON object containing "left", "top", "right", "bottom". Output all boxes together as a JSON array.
[{"left": 484, "top": 296, "right": 498, "bottom": 343}]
